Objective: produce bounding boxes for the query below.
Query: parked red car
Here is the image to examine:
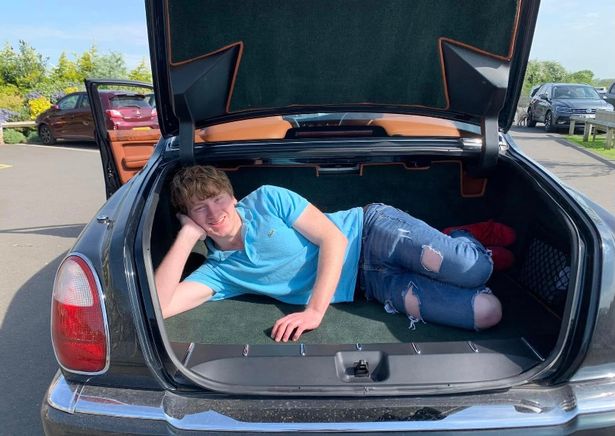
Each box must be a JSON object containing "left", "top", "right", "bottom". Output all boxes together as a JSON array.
[{"left": 35, "top": 86, "right": 158, "bottom": 145}]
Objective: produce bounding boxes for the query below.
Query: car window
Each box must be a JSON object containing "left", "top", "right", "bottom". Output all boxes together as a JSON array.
[
  {"left": 58, "top": 94, "right": 80, "bottom": 110},
  {"left": 553, "top": 85, "right": 600, "bottom": 99},
  {"left": 529, "top": 85, "right": 541, "bottom": 97},
  {"left": 610, "top": 83, "right": 615, "bottom": 94},
  {"left": 78, "top": 95, "right": 90, "bottom": 108},
  {"left": 109, "top": 95, "right": 150, "bottom": 109}
]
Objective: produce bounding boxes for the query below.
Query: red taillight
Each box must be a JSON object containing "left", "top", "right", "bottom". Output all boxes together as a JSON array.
[
  {"left": 105, "top": 109, "right": 123, "bottom": 118},
  {"left": 51, "top": 255, "right": 108, "bottom": 373}
]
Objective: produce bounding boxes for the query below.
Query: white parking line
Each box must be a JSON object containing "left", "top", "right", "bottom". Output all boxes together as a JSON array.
[{"left": 15, "top": 143, "right": 99, "bottom": 153}]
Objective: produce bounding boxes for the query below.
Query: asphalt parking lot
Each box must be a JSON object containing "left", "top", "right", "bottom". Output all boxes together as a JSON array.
[
  {"left": 0, "top": 131, "right": 613, "bottom": 434},
  {"left": 0, "top": 142, "right": 104, "bottom": 435},
  {"left": 509, "top": 126, "right": 615, "bottom": 215}
]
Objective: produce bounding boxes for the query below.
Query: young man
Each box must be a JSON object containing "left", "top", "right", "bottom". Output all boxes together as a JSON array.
[{"left": 155, "top": 165, "right": 509, "bottom": 342}]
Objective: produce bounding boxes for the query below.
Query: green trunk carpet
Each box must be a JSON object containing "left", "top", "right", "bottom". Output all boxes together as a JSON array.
[{"left": 165, "top": 274, "right": 560, "bottom": 347}]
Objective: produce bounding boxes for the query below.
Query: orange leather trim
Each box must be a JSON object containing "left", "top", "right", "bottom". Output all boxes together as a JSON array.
[
  {"left": 460, "top": 170, "right": 487, "bottom": 197},
  {"left": 107, "top": 130, "right": 161, "bottom": 142},
  {"left": 107, "top": 129, "right": 160, "bottom": 184},
  {"left": 369, "top": 115, "right": 461, "bottom": 137},
  {"left": 198, "top": 116, "right": 292, "bottom": 142}
]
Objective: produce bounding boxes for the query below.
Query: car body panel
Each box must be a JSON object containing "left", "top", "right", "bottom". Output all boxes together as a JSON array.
[{"left": 71, "top": 94, "right": 95, "bottom": 138}]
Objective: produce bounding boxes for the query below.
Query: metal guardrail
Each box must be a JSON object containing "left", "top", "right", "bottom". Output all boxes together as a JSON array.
[
  {"left": 583, "top": 110, "right": 615, "bottom": 149},
  {"left": 0, "top": 120, "right": 36, "bottom": 144}
]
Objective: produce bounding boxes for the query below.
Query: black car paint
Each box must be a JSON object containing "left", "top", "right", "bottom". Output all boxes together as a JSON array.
[
  {"left": 63, "top": 156, "right": 166, "bottom": 389},
  {"left": 56, "top": 132, "right": 615, "bottom": 393}
]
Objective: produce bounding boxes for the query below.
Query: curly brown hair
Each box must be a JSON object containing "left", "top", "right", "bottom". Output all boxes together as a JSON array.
[{"left": 170, "top": 165, "right": 234, "bottom": 214}]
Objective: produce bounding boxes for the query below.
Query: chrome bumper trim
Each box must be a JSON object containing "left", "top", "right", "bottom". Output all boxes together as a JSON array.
[{"left": 45, "top": 372, "right": 615, "bottom": 432}]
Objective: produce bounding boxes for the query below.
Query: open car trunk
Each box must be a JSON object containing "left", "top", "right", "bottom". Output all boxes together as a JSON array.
[{"left": 144, "top": 151, "right": 579, "bottom": 395}]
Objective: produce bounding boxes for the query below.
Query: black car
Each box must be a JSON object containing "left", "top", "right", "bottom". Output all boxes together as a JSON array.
[
  {"left": 527, "top": 83, "right": 614, "bottom": 132},
  {"left": 41, "top": 0, "right": 615, "bottom": 434}
]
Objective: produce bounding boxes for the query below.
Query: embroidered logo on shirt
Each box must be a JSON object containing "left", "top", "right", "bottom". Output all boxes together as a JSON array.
[{"left": 267, "top": 229, "right": 275, "bottom": 238}]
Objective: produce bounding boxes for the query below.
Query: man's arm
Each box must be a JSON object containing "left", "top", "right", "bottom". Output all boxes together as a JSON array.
[
  {"left": 271, "top": 203, "right": 348, "bottom": 342},
  {"left": 155, "top": 214, "right": 214, "bottom": 318}
]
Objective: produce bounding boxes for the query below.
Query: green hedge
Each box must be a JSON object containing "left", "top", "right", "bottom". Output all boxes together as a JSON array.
[
  {"left": 2, "top": 128, "right": 26, "bottom": 144},
  {"left": 26, "top": 131, "right": 41, "bottom": 143}
]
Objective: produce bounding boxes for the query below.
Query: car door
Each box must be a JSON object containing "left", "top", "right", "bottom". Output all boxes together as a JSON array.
[
  {"left": 85, "top": 79, "right": 161, "bottom": 197},
  {"left": 534, "top": 84, "right": 552, "bottom": 122},
  {"left": 72, "top": 94, "right": 95, "bottom": 140},
  {"left": 49, "top": 93, "right": 81, "bottom": 138}
]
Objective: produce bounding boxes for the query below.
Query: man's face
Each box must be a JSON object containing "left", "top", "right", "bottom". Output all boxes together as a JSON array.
[{"left": 187, "top": 191, "right": 241, "bottom": 239}]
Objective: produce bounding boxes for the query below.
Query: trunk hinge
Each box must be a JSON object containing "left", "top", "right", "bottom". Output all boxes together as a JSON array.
[
  {"left": 480, "top": 116, "right": 500, "bottom": 170},
  {"left": 441, "top": 40, "right": 510, "bottom": 173},
  {"left": 178, "top": 119, "right": 195, "bottom": 165},
  {"left": 168, "top": 44, "right": 242, "bottom": 166}
]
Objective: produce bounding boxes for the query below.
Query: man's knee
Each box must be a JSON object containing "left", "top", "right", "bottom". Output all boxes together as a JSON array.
[
  {"left": 473, "top": 293, "right": 502, "bottom": 329},
  {"left": 403, "top": 287, "right": 421, "bottom": 318}
]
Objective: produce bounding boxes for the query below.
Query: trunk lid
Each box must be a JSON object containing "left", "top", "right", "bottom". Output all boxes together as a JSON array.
[{"left": 144, "top": 0, "right": 540, "bottom": 157}]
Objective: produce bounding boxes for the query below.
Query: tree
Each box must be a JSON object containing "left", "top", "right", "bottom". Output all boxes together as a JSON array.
[
  {"left": 566, "top": 69, "right": 594, "bottom": 85},
  {"left": 50, "top": 52, "right": 81, "bottom": 85},
  {"left": 542, "top": 61, "right": 568, "bottom": 83},
  {"left": 91, "top": 52, "right": 128, "bottom": 79},
  {"left": 521, "top": 60, "right": 593, "bottom": 96},
  {"left": 77, "top": 46, "right": 97, "bottom": 81},
  {"left": 0, "top": 41, "right": 47, "bottom": 90},
  {"left": 128, "top": 59, "right": 152, "bottom": 83}
]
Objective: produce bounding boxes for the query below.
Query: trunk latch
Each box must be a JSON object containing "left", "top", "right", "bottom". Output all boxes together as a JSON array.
[{"left": 353, "top": 359, "right": 370, "bottom": 377}]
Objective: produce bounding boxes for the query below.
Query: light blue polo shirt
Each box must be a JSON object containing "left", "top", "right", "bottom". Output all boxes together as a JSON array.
[{"left": 185, "top": 185, "right": 363, "bottom": 305}]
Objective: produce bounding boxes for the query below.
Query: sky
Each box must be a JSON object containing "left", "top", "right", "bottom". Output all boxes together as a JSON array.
[{"left": 1, "top": 0, "right": 614, "bottom": 79}]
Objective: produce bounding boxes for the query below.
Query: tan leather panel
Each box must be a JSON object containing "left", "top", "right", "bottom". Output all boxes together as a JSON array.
[
  {"left": 198, "top": 116, "right": 292, "bottom": 142},
  {"left": 370, "top": 115, "right": 461, "bottom": 137},
  {"left": 107, "top": 129, "right": 160, "bottom": 184}
]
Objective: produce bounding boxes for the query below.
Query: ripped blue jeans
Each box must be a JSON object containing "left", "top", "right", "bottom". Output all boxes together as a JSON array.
[{"left": 360, "top": 204, "right": 494, "bottom": 331}]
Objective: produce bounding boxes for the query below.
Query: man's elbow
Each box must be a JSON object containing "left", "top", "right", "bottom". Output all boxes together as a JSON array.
[{"left": 159, "top": 299, "right": 173, "bottom": 319}]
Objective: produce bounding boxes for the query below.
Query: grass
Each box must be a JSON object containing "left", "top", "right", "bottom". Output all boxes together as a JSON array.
[{"left": 564, "top": 134, "right": 615, "bottom": 160}]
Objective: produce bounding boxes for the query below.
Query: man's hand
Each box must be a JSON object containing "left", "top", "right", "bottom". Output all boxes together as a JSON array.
[
  {"left": 271, "top": 308, "right": 324, "bottom": 342},
  {"left": 177, "top": 213, "right": 207, "bottom": 241}
]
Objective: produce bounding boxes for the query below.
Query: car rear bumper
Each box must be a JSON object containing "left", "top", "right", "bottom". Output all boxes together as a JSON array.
[{"left": 42, "top": 371, "right": 615, "bottom": 434}]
